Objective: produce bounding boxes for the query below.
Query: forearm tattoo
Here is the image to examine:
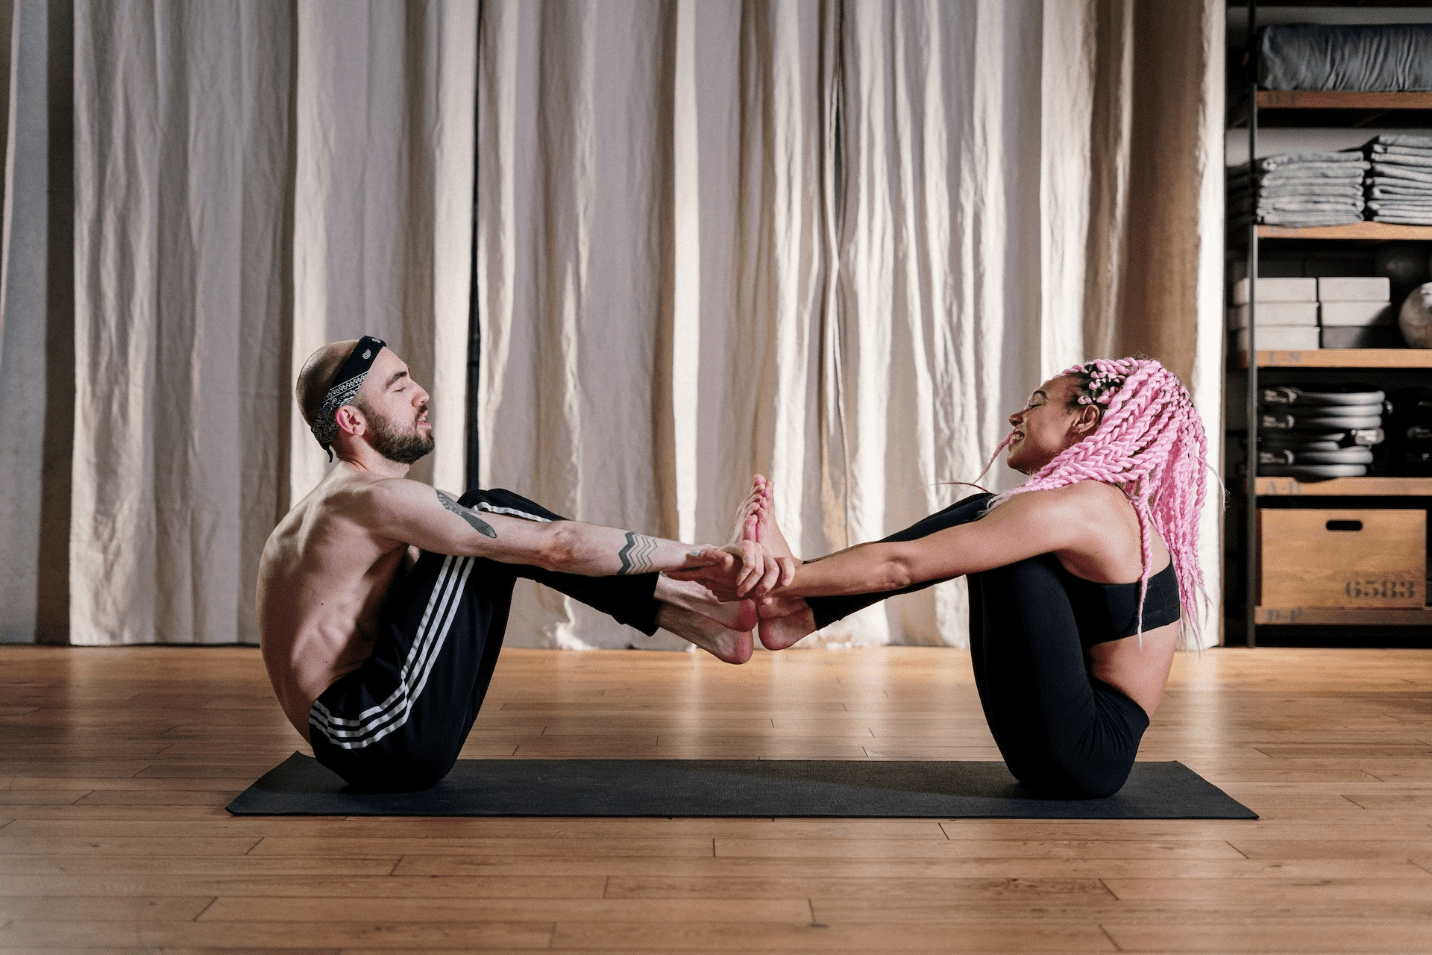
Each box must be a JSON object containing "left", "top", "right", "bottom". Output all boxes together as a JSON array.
[
  {"left": 436, "top": 490, "right": 497, "bottom": 538},
  {"left": 617, "top": 531, "right": 659, "bottom": 575}
]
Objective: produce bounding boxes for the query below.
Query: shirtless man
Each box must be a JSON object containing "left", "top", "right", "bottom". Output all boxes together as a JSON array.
[{"left": 256, "top": 336, "right": 776, "bottom": 792}]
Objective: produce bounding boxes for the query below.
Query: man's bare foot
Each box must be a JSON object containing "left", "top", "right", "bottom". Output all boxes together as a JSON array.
[
  {"left": 655, "top": 576, "right": 758, "bottom": 631},
  {"left": 746, "top": 476, "right": 815, "bottom": 650},
  {"left": 655, "top": 578, "right": 756, "bottom": 629},
  {"left": 655, "top": 603, "right": 753, "bottom": 664}
]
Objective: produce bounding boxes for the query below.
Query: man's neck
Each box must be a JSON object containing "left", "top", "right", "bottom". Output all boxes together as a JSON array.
[{"left": 335, "top": 446, "right": 411, "bottom": 479}]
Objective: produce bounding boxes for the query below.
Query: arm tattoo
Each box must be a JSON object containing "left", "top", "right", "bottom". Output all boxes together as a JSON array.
[
  {"left": 436, "top": 489, "right": 497, "bottom": 539},
  {"left": 617, "top": 531, "right": 659, "bottom": 575}
]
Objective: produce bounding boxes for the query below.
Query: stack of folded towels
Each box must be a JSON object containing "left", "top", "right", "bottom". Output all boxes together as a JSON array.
[
  {"left": 1365, "top": 134, "right": 1432, "bottom": 225},
  {"left": 1229, "top": 150, "right": 1369, "bottom": 228}
]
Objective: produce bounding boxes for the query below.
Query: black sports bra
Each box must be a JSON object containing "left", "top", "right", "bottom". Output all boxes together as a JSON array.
[{"left": 1051, "top": 557, "right": 1182, "bottom": 647}]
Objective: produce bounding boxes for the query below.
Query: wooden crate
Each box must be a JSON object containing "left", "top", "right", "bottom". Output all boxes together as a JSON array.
[{"left": 1260, "top": 509, "right": 1426, "bottom": 609}]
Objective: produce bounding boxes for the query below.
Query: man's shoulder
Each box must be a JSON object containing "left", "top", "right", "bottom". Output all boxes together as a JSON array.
[
  {"left": 268, "top": 468, "right": 399, "bottom": 540},
  {"left": 310, "top": 466, "right": 418, "bottom": 511},
  {"left": 318, "top": 470, "right": 449, "bottom": 548}
]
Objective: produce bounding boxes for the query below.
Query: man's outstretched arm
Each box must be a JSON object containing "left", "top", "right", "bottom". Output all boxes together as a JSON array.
[{"left": 360, "top": 477, "right": 780, "bottom": 592}]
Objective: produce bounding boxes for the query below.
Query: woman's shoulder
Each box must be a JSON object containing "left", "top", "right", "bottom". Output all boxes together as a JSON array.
[
  {"left": 1017, "top": 479, "right": 1127, "bottom": 511},
  {"left": 1028, "top": 481, "right": 1165, "bottom": 573},
  {"left": 1009, "top": 481, "right": 1141, "bottom": 538}
]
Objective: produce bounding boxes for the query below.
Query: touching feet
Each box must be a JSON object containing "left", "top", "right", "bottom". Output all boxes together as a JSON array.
[
  {"left": 654, "top": 474, "right": 816, "bottom": 659},
  {"left": 744, "top": 475, "right": 817, "bottom": 651}
]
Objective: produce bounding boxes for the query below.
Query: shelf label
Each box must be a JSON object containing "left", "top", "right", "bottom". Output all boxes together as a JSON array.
[{"left": 1343, "top": 575, "right": 1422, "bottom": 602}]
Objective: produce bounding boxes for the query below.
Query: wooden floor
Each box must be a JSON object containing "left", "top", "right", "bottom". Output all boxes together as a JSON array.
[{"left": 2, "top": 643, "right": 1431, "bottom": 954}]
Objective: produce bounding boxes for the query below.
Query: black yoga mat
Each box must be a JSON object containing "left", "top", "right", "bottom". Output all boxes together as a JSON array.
[{"left": 227, "top": 753, "right": 1256, "bottom": 819}]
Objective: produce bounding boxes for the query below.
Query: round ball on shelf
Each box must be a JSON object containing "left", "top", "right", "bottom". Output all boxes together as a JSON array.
[
  {"left": 1374, "top": 243, "right": 1430, "bottom": 287},
  {"left": 1399, "top": 282, "right": 1432, "bottom": 348}
]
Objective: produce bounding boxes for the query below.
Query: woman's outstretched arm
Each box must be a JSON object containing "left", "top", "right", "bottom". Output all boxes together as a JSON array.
[{"left": 765, "top": 485, "right": 1100, "bottom": 599}]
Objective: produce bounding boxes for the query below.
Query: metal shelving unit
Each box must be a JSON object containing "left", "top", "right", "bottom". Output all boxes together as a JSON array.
[{"left": 1230, "top": 1, "right": 1432, "bottom": 647}]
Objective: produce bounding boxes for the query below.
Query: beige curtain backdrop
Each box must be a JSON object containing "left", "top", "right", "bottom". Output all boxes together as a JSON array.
[
  {"left": 0, "top": 0, "right": 1223, "bottom": 648},
  {"left": 0, "top": 0, "right": 476, "bottom": 645},
  {"left": 479, "top": 0, "right": 1226, "bottom": 651}
]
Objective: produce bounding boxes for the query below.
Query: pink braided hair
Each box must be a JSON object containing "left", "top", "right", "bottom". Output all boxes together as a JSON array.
[{"left": 987, "top": 357, "right": 1211, "bottom": 643}]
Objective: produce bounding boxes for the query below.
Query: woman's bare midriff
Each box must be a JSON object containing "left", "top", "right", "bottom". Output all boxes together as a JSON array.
[{"left": 1085, "top": 618, "right": 1180, "bottom": 719}]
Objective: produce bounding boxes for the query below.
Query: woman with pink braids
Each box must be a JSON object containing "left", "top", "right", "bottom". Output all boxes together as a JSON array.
[{"left": 685, "top": 357, "right": 1210, "bottom": 798}]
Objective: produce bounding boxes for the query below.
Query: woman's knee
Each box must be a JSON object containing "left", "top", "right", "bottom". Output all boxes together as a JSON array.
[{"left": 1021, "top": 755, "right": 1132, "bottom": 800}]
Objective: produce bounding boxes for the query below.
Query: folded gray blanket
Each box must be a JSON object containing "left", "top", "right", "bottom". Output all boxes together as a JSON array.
[
  {"left": 1262, "top": 199, "right": 1364, "bottom": 213},
  {"left": 1256, "top": 211, "right": 1368, "bottom": 226},
  {"left": 1368, "top": 184, "right": 1432, "bottom": 199},
  {"left": 1375, "top": 134, "right": 1432, "bottom": 150},
  {"left": 1231, "top": 178, "right": 1364, "bottom": 196},
  {"left": 1369, "top": 149, "right": 1432, "bottom": 169},
  {"left": 1251, "top": 183, "right": 1364, "bottom": 197},
  {"left": 1229, "top": 213, "right": 1365, "bottom": 230},
  {"left": 1370, "top": 165, "right": 1432, "bottom": 185},
  {"left": 1251, "top": 150, "right": 1369, "bottom": 169},
  {"left": 1265, "top": 170, "right": 1367, "bottom": 185},
  {"left": 1232, "top": 192, "right": 1363, "bottom": 209},
  {"left": 1368, "top": 198, "right": 1432, "bottom": 210},
  {"left": 1367, "top": 212, "right": 1432, "bottom": 224},
  {"left": 1259, "top": 24, "right": 1432, "bottom": 91}
]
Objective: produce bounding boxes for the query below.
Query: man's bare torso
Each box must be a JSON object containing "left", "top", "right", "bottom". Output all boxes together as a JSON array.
[{"left": 256, "top": 465, "right": 413, "bottom": 739}]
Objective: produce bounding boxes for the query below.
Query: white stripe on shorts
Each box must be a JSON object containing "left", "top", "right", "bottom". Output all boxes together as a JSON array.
[{"left": 309, "top": 553, "right": 476, "bottom": 749}]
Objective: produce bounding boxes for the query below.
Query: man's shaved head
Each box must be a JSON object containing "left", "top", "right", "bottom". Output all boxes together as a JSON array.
[{"left": 296, "top": 339, "right": 359, "bottom": 428}]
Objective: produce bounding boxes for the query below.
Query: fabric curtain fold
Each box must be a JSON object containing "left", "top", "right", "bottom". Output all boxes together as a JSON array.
[
  {"left": 62, "top": 0, "right": 474, "bottom": 644},
  {"left": 0, "top": 0, "right": 1223, "bottom": 649},
  {"left": 478, "top": 0, "right": 1223, "bottom": 649}
]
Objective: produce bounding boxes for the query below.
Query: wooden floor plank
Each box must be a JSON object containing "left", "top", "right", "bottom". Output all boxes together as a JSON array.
[
  {"left": 199, "top": 895, "right": 813, "bottom": 923},
  {"left": 394, "top": 853, "right": 1432, "bottom": 881},
  {"left": 3, "top": 644, "right": 1432, "bottom": 954},
  {"left": 549, "top": 919, "right": 1118, "bottom": 952}
]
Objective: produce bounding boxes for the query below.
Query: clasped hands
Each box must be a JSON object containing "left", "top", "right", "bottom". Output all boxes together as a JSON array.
[{"left": 672, "top": 540, "right": 795, "bottom": 602}]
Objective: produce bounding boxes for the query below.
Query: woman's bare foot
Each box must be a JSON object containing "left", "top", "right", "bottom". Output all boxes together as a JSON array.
[
  {"left": 654, "top": 603, "right": 754, "bottom": 664},
  {"left": 756, "top": 597, "right": 817, "bottom": 650},
  {"left": 730, "top": 475, "right": 769, "bottom": 545},
  {"left": 747, "top": 476, "right": 816, "bottom": 650},
  {"left": 722, "top": 476, "right": 776, "bottom": 629},
  {"left": 746, "top": 474, "right": 796, "bottom": 561}
]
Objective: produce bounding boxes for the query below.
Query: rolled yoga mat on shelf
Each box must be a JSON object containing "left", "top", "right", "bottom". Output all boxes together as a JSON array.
[{"left": 226, "top": 753, "right": 1258, "bottom": 820}]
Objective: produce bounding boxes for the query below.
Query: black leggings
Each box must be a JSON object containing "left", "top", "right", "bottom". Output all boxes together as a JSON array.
[
  {"left": 309, "top": 488, "right": 662, "bottom": 793},
  {"left": 807, "top": 492, "right": 1150, "bottom": 799}
]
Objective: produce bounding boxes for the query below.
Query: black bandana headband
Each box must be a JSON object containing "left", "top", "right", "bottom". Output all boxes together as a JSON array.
[{"left": 311, "top": 336, "right": 386, "bottom": 457}]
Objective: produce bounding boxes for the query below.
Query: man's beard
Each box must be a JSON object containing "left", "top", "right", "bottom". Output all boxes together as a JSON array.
[{"left": 360, "top": 403, "right": 434, "bottom": 465}]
